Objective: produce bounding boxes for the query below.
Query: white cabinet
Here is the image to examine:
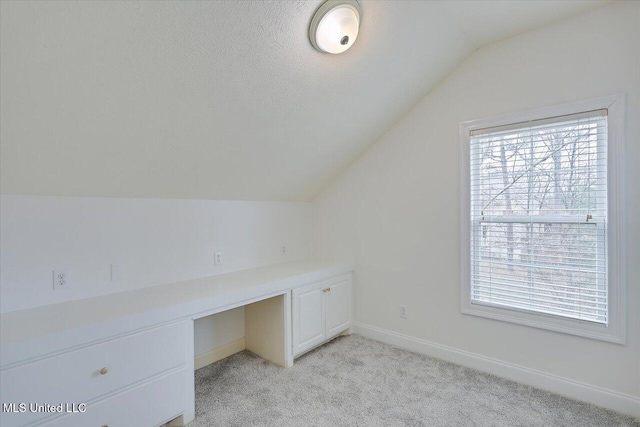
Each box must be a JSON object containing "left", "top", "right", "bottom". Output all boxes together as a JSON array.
[
  {"left": 292, "top": 274, "right": 352, "bottom": 357},
  {"left": 0, "top": 322, "right": 188, "bottom": 427},
  {"left": 0, "top": 262, "right": 354, "bottom": 427}
]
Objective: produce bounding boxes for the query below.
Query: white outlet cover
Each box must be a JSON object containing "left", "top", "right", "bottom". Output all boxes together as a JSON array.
[
  {"left": 400, "top": 305, "right": 408, "bottom": 319},
  {"left": 214, "top": 252, "right": 223, "bottom": 266},
  {"left": 111, "top": 263, "right": 124, "bottom": 281},
  {"left": 53, "top": 269, "right": 70, "bottom": 290}
]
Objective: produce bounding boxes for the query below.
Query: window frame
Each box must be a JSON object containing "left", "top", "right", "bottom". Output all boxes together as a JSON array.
[{"left": 459, "top": 95, "right": 626, "bottom": 344}]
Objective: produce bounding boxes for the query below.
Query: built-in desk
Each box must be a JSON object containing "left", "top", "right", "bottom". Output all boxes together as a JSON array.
[{"left": 0, "top": 259, "right": 354, "bottom": 427}]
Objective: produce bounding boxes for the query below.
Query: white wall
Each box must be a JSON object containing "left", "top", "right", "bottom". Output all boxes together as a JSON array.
[
  {"left": 314, "top": 0, "right": 639, "bottom": 403},
  {"left": 194, "top": 308, "right": 245, "bottom": 356},
  {"left": 1, "top": 195, "right": 313, "bottom": 354}
]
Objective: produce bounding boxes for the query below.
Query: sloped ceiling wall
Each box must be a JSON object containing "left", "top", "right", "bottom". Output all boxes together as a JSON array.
[{"left": 0, "top": 1, "right": 609, "bottom": 201}]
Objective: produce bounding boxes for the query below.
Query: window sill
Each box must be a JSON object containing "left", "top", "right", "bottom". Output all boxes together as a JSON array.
[{"left": 461, "top": 299, "right": 625, "bottom": 344}]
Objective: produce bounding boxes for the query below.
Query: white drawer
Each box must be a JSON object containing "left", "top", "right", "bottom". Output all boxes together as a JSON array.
[
  {"left": 39, "top": 368, "right": 185, "bottom": 427},
  {"left": 1, "top": 322, "right": 186, "bottom": 427}
]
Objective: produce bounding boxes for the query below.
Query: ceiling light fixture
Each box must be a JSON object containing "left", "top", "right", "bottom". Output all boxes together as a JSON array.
[{"left": 309, "top": 0, "right": 362, "bottom": 54}]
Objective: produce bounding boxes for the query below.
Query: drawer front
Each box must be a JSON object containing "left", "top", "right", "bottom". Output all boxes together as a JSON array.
[
  {"left": 40, "top": 368, "right": 185, "bottom": 427},
  {"left": 1, "top": 322, "right": 186, "bottom": 427}
]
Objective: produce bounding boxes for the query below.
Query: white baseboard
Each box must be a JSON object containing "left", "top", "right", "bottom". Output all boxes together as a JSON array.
[
  {"left": 353, "top": 322, "right": 640, "bottom": 419},
  {"left": 194, "top": 338, "right": 246, "bottom": 370}
]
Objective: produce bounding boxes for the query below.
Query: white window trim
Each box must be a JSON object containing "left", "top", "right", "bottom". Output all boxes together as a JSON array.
[{"left": 459, "top": 94, "right": 626, "bottom": 344}]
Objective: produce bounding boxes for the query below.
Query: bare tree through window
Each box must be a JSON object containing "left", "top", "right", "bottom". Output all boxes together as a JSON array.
[{"left": 470, "top": 113, "right": 607, "bottom": 323}]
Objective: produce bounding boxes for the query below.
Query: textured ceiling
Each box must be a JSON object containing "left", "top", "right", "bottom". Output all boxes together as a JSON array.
[{"left": 0, "top": 0, "right": 610, "bottom": 201}]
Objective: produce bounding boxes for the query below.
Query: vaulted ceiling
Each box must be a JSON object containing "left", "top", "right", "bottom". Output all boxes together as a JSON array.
[{"left": 0, "top": 0, "right": 610, "bottom": 201}]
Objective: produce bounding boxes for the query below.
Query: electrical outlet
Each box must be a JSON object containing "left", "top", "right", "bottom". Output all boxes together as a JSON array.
[
  {"left": 111, "top": 263, "right": 124, "bottom": 281},
  {"left": 53, "top": 270, "right": 70, "bottom": 290},
  {"left": 214, "top": 252, "right": 223, "bottom": 266},
  {"left": 281, "top": 245, "right": 286, "bottom": 255},
  {"left": 399, "top": 305, "right": 408, "bottom": 319}
]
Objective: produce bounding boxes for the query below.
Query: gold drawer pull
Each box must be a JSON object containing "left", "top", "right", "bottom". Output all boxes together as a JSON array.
[
  {"left": 99, "top": 367, "right": 109, "bottom": 375},
  {"left": 322, "top": 287, "right": 331, "bottom": 292},
  {"left": 102, "top": 425, "right": 108, "bottom": 427}
]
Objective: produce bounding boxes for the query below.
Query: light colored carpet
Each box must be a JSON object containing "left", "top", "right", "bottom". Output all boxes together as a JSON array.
[{"left": 188, "top": 334, "right": 638, "bottom": 427}]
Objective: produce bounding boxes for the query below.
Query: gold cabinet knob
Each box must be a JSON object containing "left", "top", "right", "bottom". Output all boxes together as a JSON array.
[
  {"left": 99, "top": 367, "right": 108, "bottom": 375},
  {"left": 102, "top": 425, "right": 108, "bottom": 427},
  {"left": 322, "top": 287, "right": 331, "bottom": 292}
]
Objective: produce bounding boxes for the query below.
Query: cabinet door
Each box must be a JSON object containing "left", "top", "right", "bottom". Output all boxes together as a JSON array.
[
  {"left": 325, "top": 276, "right": 352, "bottom": 337},
  {"left": 292, "top": 282, "right": 326, "bottom": 356}
]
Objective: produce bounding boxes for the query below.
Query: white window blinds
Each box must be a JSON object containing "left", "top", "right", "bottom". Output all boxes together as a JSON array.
[{"left": 469, "top": 110, "right": 608, "bottom": 324}]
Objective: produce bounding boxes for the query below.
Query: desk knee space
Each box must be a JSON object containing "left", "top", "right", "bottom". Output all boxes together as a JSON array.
[{"left": 245, "top": 293, "right": 293, "bottom": 368}]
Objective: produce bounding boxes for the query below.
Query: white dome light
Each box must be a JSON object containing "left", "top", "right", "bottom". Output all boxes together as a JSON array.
[{"left": 309, "top": 0, "right": 362, "bottom": 54}]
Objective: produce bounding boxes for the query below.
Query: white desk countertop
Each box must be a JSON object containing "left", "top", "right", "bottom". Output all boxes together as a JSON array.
[{"left": 0, "top": 259, "right": 353, "bottom": 368}]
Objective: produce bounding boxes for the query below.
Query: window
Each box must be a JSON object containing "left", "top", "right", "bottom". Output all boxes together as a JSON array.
[{"left": 460, "top": 96, "right": 625, "bottom": 343}]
